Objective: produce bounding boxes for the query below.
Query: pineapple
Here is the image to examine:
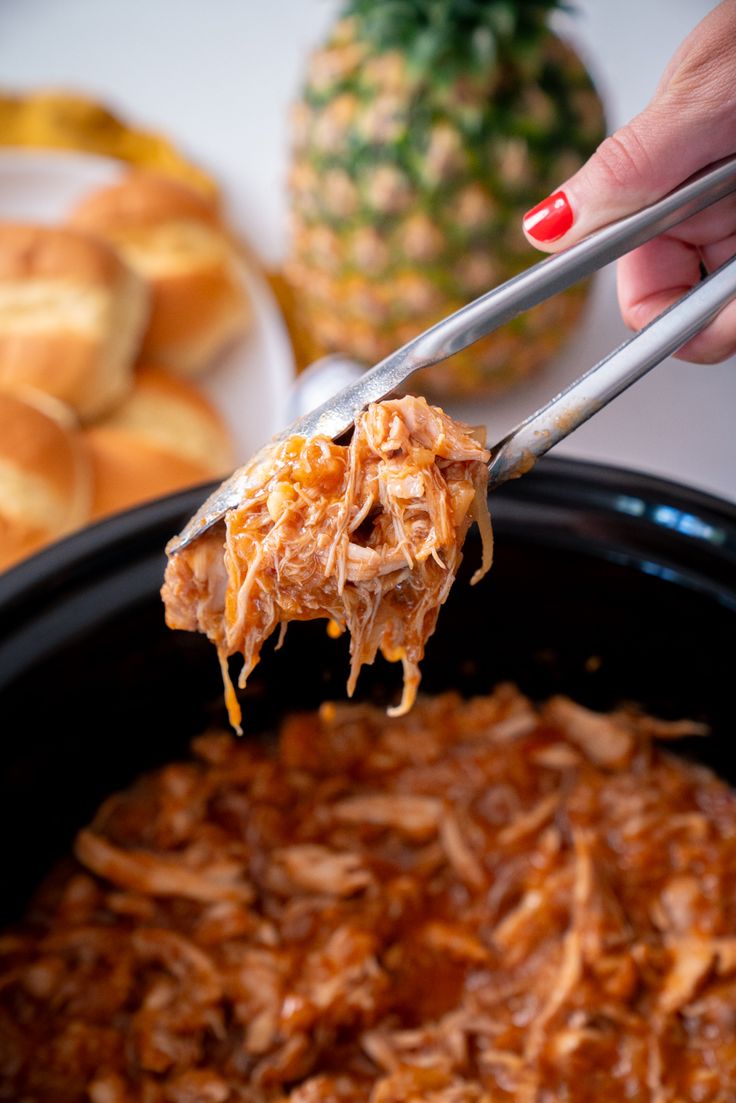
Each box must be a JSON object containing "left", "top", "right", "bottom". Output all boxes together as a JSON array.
[{"left": 284, "top": 0, "right": 605, "bottom": 397}]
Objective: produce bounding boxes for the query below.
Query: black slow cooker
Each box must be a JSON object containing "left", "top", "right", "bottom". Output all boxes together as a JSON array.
[{"left": 0, "top": 457, "right": 734, "bottom": 926}]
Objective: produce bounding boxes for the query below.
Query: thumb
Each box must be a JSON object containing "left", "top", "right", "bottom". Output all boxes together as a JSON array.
[{"left": 522, "top": 2, "right": 736, "bottom": 252}]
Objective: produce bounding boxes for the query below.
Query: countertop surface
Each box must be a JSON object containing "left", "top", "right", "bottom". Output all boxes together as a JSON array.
[{"left": 1, "top": 0, "right": 733, "bottom": 503}]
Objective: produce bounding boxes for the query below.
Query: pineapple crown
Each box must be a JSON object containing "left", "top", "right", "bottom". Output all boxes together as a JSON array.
[{"left": 343, "top": 0, "right": 570, "bottom": 73}]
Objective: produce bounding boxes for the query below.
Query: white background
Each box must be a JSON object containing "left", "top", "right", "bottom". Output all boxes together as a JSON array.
[{"left": 1, "top": 0, "right": 734, "bottom": 501}]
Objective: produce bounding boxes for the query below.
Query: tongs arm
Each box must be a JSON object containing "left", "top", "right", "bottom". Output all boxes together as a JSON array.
[{"left": 487, "top": 253, "right": 736, "bottom": 487}]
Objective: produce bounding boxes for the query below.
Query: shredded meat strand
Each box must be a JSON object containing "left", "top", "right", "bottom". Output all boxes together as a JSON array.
[
  {"left": 1, "top": 687, "right": 732, "bottom": 1102},
  {"left": 162, "top": 397, "right": 491, "bottom": 730}
]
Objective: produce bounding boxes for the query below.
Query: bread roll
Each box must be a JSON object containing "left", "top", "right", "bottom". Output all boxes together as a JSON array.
[
  {"left": 84, "top": 365, "right": 234, "bottom": 520},
  {"left": 0, "top": 387, "right": 91, "bottom": 572},
  {"left": 0, "top": 223, "right": 149, "bottom": 420},
  {"left": 69, "top": 174, "right": 251, "bottom": 376}
]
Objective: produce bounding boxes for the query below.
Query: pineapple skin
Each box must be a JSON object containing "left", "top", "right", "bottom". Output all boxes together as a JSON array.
[{"left": 285, "top": 16, "right": 606, "bottom": 397}]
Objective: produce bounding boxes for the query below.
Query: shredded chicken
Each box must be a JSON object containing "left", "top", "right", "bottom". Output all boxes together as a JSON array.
[
  {"left": 75, "top": 829, "right": 254, "bottom": 903},
  {"left": 162, "top": 396, "right": 491, "bottom": 729},
  {"left": 1, "top": 687, "right": 733, "bottom": 1103}
]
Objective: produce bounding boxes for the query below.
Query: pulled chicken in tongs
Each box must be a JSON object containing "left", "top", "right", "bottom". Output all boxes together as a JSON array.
[{"left": 162, "top": 396, "right": 492, "bottom": 729}]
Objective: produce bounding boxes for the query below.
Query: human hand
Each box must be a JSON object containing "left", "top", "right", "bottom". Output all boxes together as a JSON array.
[{"left": 522, "top": 0, "right": 736, "bottom": 363}]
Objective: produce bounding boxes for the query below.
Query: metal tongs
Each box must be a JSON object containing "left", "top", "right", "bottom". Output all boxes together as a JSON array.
[{"left": 169, "top": 155, "right": 736, "bottom": 555}]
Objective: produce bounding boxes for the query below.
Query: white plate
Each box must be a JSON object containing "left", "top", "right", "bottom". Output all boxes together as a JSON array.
[{"left": 0, "top": 149, "right": 295, "bottom": 463}]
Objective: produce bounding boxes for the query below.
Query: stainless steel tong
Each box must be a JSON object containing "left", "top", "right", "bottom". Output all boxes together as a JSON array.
[{"left": 169, "top": 155, "right": 736, "bottom": 555}]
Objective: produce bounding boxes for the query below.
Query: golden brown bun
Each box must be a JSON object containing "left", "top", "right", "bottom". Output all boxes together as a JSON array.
[
  {"left": 84, "top": 427, "right": 214, "bottom": 521},
  {"left": 0, "top": 220, "right": 137, "bottom": 282},
  {"left": 0, "top": 387, "right": 91, "bottom": 572},
  {"left": 84, "top": 364, "right": 234, "bottom": 521},
  {"left": 0, "top": 223, "right": 149, "bottom": 421},
  {"left": 97, "top": 365, "right": 234, "bottom": 472},
  {"left": 65, "top": 171, "right": 222, "bottom": 231},
  {"left": 69, "top": 173, "right": 250, "bottom": 376}
]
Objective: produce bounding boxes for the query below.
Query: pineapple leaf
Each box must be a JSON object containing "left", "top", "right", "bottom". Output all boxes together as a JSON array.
[{"left": 345, "top": 0, "right": 570, "bottom": 74}]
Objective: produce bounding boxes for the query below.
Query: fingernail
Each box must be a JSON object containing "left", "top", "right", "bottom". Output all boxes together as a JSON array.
[{"left": 523, "top": 190, "right": 573, "bottom": 243}]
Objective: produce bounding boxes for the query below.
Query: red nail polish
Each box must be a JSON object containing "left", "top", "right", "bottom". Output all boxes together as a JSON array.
[{"left": 523, "top": 191, "right": 573, "bottom": 243}]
